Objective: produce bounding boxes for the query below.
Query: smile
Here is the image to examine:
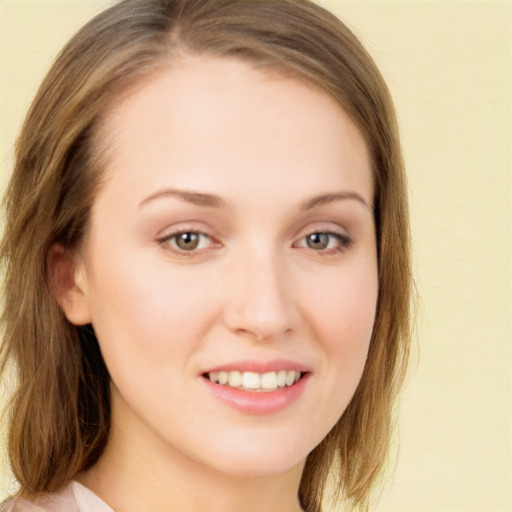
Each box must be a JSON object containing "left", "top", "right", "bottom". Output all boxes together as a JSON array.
[
  {"left": 201, "top": 367, "right": 310, "bottom": 414},
  {"left": 205, "top": 370, "right": 303, "bottom": 392}
]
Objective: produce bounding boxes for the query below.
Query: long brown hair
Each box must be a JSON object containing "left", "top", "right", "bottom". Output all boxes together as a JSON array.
[{"left": 0, "top": 1, "right": 411, "bottom": 510}]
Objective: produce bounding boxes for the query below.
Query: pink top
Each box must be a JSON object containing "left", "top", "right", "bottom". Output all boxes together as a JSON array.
[{"left": 1, "top": 481, "right": 113, "bottom": 512}]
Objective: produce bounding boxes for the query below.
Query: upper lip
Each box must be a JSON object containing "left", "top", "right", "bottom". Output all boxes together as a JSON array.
[{"left": 202, "top": 359, "right": 311, "bottom": 374}]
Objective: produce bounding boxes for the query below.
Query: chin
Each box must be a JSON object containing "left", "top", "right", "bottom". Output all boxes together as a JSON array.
[{"left": 192, "top": 434, "right": 311, "bottom": 479}]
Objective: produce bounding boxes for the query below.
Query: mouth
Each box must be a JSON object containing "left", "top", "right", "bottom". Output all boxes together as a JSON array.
[
  {"left": 201, "top": 370, "right": 306, "bottom": 392},
  {"left": 200, "top": 360, "right": 311, "bottom": 414}
]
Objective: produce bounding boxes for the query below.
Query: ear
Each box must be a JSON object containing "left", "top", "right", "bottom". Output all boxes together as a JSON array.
[{"left": 47, "top": 243, "right": 92, "bottom": 326}]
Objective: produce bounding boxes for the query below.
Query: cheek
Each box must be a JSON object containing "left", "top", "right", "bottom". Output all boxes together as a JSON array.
[
  {"left": 84, "top": 246, "right": 215, "bottom": 372},
  {"left": 307, "top": 260, "right": 378, "bottom": 347},
  {"left": 303, "top": 259, "right": 378, "bottom": 397}
]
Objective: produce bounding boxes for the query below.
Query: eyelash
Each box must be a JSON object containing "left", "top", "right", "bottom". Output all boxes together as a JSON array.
[
  {"left": 293, "top": 231, "right": 353, "bottom": 256},
  {"left": 157, "top": 231, "right": 219, "bottom": 255},
  {"left": 157, "top": 230, "right": 353, "bottom": 256}
]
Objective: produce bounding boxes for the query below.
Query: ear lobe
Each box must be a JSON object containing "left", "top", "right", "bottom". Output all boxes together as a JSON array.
[{"left": 47, "top": 244, "right": 92, "bottom": 326}]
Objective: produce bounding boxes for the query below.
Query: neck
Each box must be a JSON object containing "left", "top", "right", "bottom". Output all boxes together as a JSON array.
[{"left": 77, "top": 409, "right": 305, "bottom": 512}]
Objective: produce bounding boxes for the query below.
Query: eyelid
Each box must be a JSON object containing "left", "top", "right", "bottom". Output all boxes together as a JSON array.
[
  {"left": 156, "top": 227, "right": 222, "bottom": 255},
  {"left": 293, "top": 226, "right": 353, "bottom": 255}
]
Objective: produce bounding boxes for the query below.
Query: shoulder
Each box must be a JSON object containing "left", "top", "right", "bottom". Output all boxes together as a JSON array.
[
  {"left": 0, "top": 481, "right": 113, "bottom": 512},
  {"left": 0, "top": 485, "right": 80, "bottom": 512}
]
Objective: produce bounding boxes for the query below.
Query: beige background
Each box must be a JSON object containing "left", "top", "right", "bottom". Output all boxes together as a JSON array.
[{"left": 1, "top": 0, "right": 511, "bottom": 510}]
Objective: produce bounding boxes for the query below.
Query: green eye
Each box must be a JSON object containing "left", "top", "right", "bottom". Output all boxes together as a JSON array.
[
  {"left": 175, "top": 232, "right": 201, "bottom": 251},
  {"left": 296, "top": 231, "right": 352, "bottom": 254},
  {"left": 306, "top": 233, "right": 330, "bottom": 250},
  {"left": 162, "top": 232, "right": 214, "bottom": 252}
]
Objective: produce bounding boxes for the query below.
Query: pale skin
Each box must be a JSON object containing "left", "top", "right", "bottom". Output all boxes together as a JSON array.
[{"left": 54, "top": 56, "right": 378, "bottom": 512}]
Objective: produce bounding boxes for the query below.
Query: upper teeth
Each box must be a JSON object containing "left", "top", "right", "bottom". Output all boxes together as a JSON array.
[{"left": 207, "top": 370, "right": 301, "bottom": 391}]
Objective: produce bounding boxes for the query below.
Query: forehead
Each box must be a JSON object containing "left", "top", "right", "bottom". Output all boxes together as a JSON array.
[{"left": 95, "top": 56, "right": 372, "bottom": 209}]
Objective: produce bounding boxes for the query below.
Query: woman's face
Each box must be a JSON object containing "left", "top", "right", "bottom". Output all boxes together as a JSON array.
[{"left": 71, "top": 57, "right": 378, "bottom": 478}]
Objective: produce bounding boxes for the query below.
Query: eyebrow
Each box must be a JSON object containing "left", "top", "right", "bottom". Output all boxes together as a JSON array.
[
  {"left": 139, "top": 188, "right": 371, "bottom": 211},
  {"left": 301, "top": 192, "right": 372, "bottom": 211},
  {"left": 139, "top": 188, "right": 227, "bottom": 208}
]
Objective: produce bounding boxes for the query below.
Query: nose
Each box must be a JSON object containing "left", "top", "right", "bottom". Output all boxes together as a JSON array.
[{"left": 223, "top": 250, "right": 300, "bottom": 341}]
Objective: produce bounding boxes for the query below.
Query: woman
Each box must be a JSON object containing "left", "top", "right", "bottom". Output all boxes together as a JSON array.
[{"left": 0, "top": 0, "right": 411, "bottom": 511}]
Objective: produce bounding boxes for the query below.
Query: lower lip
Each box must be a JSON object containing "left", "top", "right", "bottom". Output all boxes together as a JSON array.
[{"left": 202, "top": 374, "right": 310, "bottom": 415}]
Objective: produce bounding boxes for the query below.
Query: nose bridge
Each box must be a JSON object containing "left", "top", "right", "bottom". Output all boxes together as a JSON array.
[{"left": 224, "top": 240, "right": 298, "bottom": 340}]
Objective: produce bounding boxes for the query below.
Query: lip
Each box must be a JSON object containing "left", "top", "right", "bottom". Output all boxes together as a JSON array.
[
  {"left": 200, "top": 360, "right": 311, "bottom": 415},
  {"left": 202, "top": 359, "right": 311, "bottom": 374}
]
